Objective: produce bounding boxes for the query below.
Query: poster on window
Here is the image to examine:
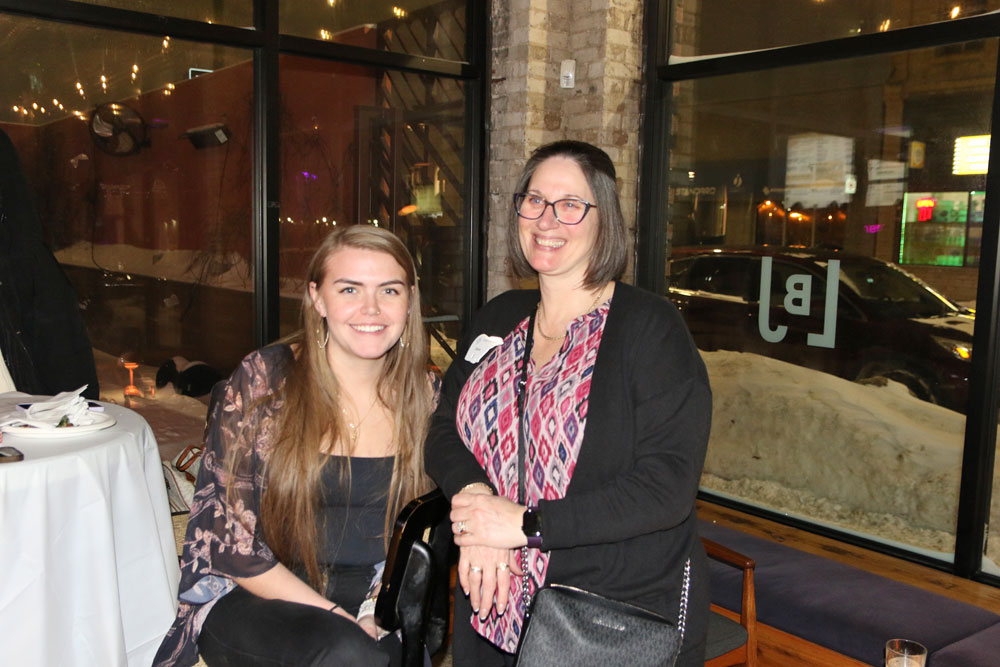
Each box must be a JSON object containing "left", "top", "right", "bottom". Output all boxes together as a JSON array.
[{"left": 784, "top": 133, "right": 855, "bottom": 209}]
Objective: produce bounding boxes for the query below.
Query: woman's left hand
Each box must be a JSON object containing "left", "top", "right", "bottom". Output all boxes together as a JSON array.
[{"left": 450, "top": 491, "right": 528, "bottom": 549}]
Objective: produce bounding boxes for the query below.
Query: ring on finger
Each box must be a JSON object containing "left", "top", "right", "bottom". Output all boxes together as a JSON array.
[
  {"left": 456, "top": 520, "right": 467, "bottom": 534},
  {"left": 469, "top": 566, "right": 483, "bottom": 574},
  {"left": 497, "top": 562, "right": 509, "bottom": 572}
]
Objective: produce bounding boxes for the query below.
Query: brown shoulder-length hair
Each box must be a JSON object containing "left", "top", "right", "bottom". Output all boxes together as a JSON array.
[
  {"left": 260, "top": 225, "right": 433, "bottom": 590},
  {"left": 507, "top": 140, "right": 628, "bottom": 288}
]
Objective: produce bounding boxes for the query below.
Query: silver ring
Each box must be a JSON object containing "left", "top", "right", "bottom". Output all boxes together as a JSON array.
[
  {"left": 497, "top": 562, "right": 509, "bottom": 572},
  {"left": 469, "top": 566, "right": 483, "bottom": 574},
  {"left": 456, "top": 521, "right": 467, "bottom": 534}
]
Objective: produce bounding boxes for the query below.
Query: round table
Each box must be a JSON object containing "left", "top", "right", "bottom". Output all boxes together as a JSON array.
[{"left": 0, "top": 400, "right": 181, "bottom": 666}]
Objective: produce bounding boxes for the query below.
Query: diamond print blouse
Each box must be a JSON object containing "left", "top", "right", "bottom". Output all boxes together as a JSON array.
[{"left": 455, "top": 296, "right": 612, "bottom": 652}]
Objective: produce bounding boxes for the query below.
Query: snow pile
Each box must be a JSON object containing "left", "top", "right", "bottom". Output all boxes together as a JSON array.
[{"left": 700, "top": 350, "right": 999, "bottom": 570}]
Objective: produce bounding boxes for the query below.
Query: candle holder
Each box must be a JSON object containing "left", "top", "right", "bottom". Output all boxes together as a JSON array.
[{"left": 123, "top": 362, "right": 143, "bottom": 398}]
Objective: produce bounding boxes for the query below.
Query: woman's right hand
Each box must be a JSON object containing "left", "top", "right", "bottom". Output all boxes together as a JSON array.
[{"left": 458, "top": 545, "right": 522, "bottom": 620}]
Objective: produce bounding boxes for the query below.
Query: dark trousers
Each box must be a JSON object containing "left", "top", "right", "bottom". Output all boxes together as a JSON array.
[{"left": 198, "top": 587, "right": 402, "bottom": 667}]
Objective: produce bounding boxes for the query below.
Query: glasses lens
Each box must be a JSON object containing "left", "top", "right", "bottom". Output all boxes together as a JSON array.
[
  {"left": 555, "top": 199, "right": 587, "bottom": 224},
  {"left": 515, "top": 194, "right": 544, "bottom": 219}
]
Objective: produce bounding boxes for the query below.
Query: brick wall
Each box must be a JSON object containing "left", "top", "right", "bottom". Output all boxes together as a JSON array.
[{"left": 487, "top": 0, "right": 644, "bottom": 298}]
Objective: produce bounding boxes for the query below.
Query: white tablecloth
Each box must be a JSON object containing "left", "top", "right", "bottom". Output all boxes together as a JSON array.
[{"left": 0, "top": 399, "right": 180, "bottom": 666}]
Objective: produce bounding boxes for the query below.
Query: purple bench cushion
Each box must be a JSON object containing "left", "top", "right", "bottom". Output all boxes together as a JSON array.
[
  {"left": 699, "top": 520, "right": 1000, "bottom": 666},
  {"left": 929, "top": 621, "right": 1000, "bottom": 666}
]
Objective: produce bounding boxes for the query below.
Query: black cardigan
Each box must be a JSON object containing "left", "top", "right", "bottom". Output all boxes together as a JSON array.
[{"left": 425, "top": 281, "right": 712, "bottom": 649}]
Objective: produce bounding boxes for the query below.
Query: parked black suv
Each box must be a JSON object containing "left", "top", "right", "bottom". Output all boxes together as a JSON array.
[{"left": 667, "top": 246, "right": 974, "bottom": 413}]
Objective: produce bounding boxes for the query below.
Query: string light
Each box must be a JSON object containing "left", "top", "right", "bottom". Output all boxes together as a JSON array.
[{"left": 392, "top": 6, "right": 407, "bottom": 18}]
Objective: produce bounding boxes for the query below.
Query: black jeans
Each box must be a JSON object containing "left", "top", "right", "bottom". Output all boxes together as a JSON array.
[{"left": 198, "top": 587, "right": 402, "bottom": 667}]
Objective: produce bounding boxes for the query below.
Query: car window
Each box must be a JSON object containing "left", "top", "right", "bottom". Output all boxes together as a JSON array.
[
  {"left": 668, "top": 257, "right": 694, "bottom": 289},
  {"left": 686, "top": 257, "right": 752, "bottom": 299},
  {"left": 838, "top": 260, "right": 955, "bottom": 318}
]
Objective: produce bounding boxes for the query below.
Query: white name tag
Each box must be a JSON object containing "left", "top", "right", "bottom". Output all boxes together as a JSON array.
[{"left": 465, "top": 334, "right": 503, "bottom": 363}]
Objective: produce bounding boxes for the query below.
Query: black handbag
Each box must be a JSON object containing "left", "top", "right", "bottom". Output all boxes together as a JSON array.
[
  {"left": 511, "top": 310, "right": 689, "bottom": 667},
  {"left": 515, "top": 583, "right": 686, "bottom": 667}
]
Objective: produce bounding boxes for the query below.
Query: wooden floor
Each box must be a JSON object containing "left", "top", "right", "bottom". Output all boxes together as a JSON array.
[
  {"left": 698, "top": 500, "right": 1000, "bottom": 666},
  {"left": 174, "top": 504, "right": 1000, "bottom": 667}
]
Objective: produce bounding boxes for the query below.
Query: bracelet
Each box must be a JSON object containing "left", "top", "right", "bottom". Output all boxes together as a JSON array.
[{"left": 458, "top": 482, "right": 494, "bottom": 495}]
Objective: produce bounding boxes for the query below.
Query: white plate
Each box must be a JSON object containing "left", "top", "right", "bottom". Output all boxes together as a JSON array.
[{"left": 1, "top": 411, "right": 117, "bottom": 438}]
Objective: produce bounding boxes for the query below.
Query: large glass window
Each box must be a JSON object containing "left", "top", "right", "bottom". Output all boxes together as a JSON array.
[
  {"left": 1, "top": 15, "right": 254, "bottom": 453},
  {"left": 665, "top": 41, "right": 995, "bottom": 561},
  {"left": 277, "top": 56, "right": 466, "bottom": 371},
  {"left": 670, "top": 0, "right": 1000, "bottom": 58}
]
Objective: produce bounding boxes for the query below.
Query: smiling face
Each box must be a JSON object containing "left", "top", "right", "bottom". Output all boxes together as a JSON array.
[
  {"left": 518, "top": 156, "right": 599, "bottom": 286},
  {"left": 308, "top": 246, "right": 411, "bottom": 370}
]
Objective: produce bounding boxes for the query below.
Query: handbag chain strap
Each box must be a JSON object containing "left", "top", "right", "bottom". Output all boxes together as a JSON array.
[
  {"left": 677, "top": 557, "right": 691, "bottom": 643},
  {"left": 515, "top": 309, "right": 692, "bottom": 642}
]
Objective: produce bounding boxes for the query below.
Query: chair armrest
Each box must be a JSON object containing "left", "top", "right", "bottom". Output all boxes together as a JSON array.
[
  {"left": 702, "top": 536, "right": 757, "bottom": 664},
  {"left": 703, "top": 537, "right": 755, "bottom": 571}
]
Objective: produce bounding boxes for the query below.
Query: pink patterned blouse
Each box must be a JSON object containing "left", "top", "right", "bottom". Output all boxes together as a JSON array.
[{"left": 455, "top": 298, "right": 611, "bottom": 652}]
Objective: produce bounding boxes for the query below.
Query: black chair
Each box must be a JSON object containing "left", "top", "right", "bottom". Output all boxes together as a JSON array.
[{"left": 376, "top": 488, "right": 453, "bottom": 667}]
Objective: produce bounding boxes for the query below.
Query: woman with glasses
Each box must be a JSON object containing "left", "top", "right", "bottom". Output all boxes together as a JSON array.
[{"left": 426, "top": 140, "right": 712, "bottom": 666}]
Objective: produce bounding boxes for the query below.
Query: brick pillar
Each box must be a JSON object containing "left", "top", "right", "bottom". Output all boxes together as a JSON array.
[{"left": 487, "top": 0, "right": 644, "bottom": 298}]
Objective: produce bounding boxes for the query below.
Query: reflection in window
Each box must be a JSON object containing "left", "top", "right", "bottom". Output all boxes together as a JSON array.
[
  {"left": 670, "top": 0, "right": 1000, "bottom": 58},
  {"left": 278, "top": 56, "right": 466, "bottom": 372},
  {"left": 281, "top": 0, "right": 467, "bottom": 61},
  {"left": 666, "top": 41, "right": 995, "bottom": 562},
  {"left": 1, "top": 16, "right": 253, "bottom": 453},
  {"left": 67, "top": 0, "right": 252, "bottom": 26}
]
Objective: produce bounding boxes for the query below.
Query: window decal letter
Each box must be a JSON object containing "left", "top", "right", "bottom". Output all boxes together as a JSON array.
[
  {"left": 807, "top": 260, "right": 839, "bottom": 349},
  {"left": 758, "top": 257, "right": 787, "bottom": 343},
  {"left": 784, "top": 274, "right": 812, "bottom": 316}
]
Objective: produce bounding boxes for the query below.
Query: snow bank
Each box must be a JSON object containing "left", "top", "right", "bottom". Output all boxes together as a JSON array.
[{"left": 700, "top": 350, "right": 999, "bottom": 570}]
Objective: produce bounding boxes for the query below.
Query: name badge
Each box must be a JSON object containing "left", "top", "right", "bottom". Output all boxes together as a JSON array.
[{"left": 465, "top": 334, "right": 503, "bottom": 363}]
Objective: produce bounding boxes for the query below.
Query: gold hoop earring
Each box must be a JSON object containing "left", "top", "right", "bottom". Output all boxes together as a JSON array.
[{"left": 317, "top": 318, "right": 329, "bottom": 349}]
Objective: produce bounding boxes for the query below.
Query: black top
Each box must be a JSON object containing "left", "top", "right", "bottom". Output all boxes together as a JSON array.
[
  {"left": 319, "top": 455, "right": 393, "bottom": 567},
  {"left": 425, "top": 282, "right": 713, "bottom": 656}
]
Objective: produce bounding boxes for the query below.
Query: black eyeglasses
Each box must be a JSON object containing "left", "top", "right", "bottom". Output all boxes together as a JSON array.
[{"left": 513, "top": 193, "right": 596, "bottom": 225}]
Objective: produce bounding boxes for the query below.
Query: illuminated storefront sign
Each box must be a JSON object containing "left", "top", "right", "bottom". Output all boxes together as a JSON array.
[
  {"left": 953, "top": 135, "right": 990, "bottom": 175},
  {"left": 900, "top": 191, "right": 984, "bottom": 266}
]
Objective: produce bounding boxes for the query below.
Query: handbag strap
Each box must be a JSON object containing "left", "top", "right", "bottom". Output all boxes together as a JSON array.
[
  {"left": 516, "top": 310, "right": 537, "bottom": 608},
  {"left": 515, "top": 309, "right": 536, "bottom": 506},
  {"left": 515, "top": 308, "right": 691, "bottom": 644}
]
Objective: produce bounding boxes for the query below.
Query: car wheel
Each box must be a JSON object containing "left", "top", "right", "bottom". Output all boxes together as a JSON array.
[{"left": 856, "top": 363, "right": 939, "bottom": 405}]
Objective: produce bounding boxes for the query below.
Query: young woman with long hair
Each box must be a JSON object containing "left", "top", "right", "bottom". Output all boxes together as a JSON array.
[{"left": 154, "top": 225, "right": 436, "bottom": 667}]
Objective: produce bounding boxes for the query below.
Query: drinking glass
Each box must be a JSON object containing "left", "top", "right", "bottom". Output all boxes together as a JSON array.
[{"left": 885, "top": 638, "right": 927, "bottom": 667}]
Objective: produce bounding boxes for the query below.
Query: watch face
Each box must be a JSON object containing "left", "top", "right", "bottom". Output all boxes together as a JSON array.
[{"left": 522, "top": 508, "right": 542, "bottom": 537}]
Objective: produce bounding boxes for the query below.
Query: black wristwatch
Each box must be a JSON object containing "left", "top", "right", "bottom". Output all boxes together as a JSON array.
[{"left": 522, "top": 506, "right": 543, "bottom": 549}]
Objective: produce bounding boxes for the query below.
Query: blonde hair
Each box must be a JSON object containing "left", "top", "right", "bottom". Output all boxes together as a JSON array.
[{"left": 260, "top": 225, "right": 433, "bottom": 590}]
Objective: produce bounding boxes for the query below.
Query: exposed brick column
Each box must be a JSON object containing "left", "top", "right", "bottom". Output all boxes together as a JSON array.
[{"left": 486, "top": 0, "right": 644, "bottom": 298}]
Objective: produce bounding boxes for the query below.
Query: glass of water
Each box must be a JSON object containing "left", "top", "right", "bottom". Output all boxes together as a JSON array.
[{"left": 885, "top": 639, "right": 927, "bottom": 667}]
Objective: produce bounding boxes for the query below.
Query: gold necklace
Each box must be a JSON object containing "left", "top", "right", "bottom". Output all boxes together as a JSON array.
[
  {"left": 536, "top": 282, "right": 609, "bottom": 342},
  {"left": 342, "top": 395, "right": 378, "bottom": 444}
]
